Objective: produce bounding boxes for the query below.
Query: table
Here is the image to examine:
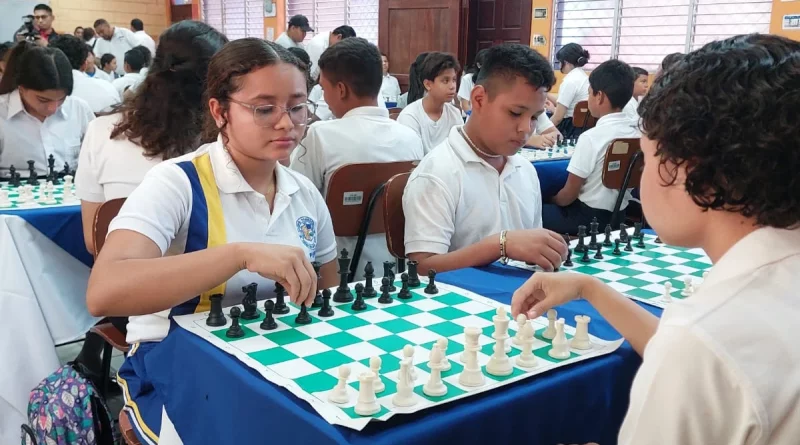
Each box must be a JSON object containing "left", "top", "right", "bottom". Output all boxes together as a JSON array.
[
  {"left": 532, "top": 158, "right": 569, "bottom": 199},
  {"left": 146, "top": 264, "right": 661, "bottom": 445}
]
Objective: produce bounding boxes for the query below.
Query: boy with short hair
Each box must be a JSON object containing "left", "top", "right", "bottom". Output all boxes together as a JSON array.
[
  {"left": 543, "top": 59, "right": 641, "bottom": 234},
  {"left": 397, "top": 52, "right": 463, "bottom": 153},
  {"left": 403, "top": 44, "right": 568, "bottom": 274},
  {"left": 623, "top": 66, "right": 649, "bottom": 122},
  {"left": 290, "top": 37, "right": 424, "bottom": 271},
  {"left": 50, "top": 35, "right": 120, "bottom": 112},
  {"left": 111, "top": 46, "right": 148, "bottom": 97},
  {"left": 512, "top": 34, "right": 800, "bottom": 445}
]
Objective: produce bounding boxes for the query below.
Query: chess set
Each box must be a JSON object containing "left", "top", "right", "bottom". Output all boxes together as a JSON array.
[
  {"left": 519, "top": 142, "right": 575, "bottom": 162},
  {"left": 174, "top": 251, "right": 623, "bottom": 430},
  {"left": 0, "top": 156, "right": 77, "bottom": 210},
  {"left": 507, "top": 221, "right": 713, "bottom": 309}
]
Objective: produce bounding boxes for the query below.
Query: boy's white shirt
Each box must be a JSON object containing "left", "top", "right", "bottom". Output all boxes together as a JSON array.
[
  {"left": 380, "top": 74, "right": 402, "bottom": 102},
  {"left": 457, "top": 73, "right": 474, "bottom": 101},
  {"left": 275, "top": 32, "right": 302, "bottom": 49},
  {"left": 567, "top": 112, "right": 641, "bottom": 211},
  {"left": 557, "top": 67, "right": 589, "bottom": 119},
  {"left": 622, "top": 96, "right": 640, "bottom": 124},
  {"left": 619, "top": 227, "right": 800, "bottom": 445},
  {"left": 396, "top": 99, "right": 463, "bottom": 154}
]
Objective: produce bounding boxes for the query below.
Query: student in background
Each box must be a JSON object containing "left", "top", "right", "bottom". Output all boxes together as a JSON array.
[
  {"left": 82, "top": 27, "right": 97, "bottom": 49},
  {"left": 379, "top": 52, "right": 401, "bottom": 103},
  {"left": 547, "top": 43, "right": 590, "bottom": 138},
  {"left": 403, "top": 44, "right": 568, "bottom": 274},
  {"left": 623, "top": 66, "right": 649, "bottom": 123},
  {"left": 130, "top": 18, "right": 156, "bottom": 57},
  {"left": 291, "top": 37, "right": 423, "bottom": 270},
  {"left": 93, "top": 18, "right": 140, "bottom": 76},
  {"left": 112, "top": 46, "right": 148, "bottom": 97},
  {"left": 0, "top": 42, "right": 12, "bottom": 80},
  {"left": 513, "top": 34, "right": 800, "bottom": 445},
  {"left": 50, "top": 35, "right": 120, "bottom": 113},
  {"left": 275, "top": 14, "right": 313, "bottom": 49},
  {"left": 100, "top": 53, "right": 118, "bottom": 79},
  {"left": 306, "top": 25, "right": 357, "bottom": 80},
  {"left": 457, "top": 48, "right": 487, "bottom": 113},
  {"left": 287, "top": 46, "right": 314, "bottom": 92},
  {"left": 74, "top": 27, "right": 84, "bottom": 38},
  {"left": 543, "top": 60, "right": 640, "bottom": 234},
  {"left": 397, "top": 52, "right": 462, "bottom": 153},
  {"left": 0, "top": 43, "right": 95, "bottom": 177},
  {"left": 84, "top": 46, "right": 111, "bottom": 82},
  {"left": 399, "top": 52, "right": 429, "bottom": 108}
]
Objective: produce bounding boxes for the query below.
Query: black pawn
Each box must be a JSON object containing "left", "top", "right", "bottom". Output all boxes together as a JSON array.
[
  {"left": 398, "top": 273, "right": 412, "bottom": 299},
  {"left": 625, "top": 236, "right": 634, "bottom": 252},
  {"left": 378, "top": 277, "right": 394, "bottom": 304},
  {"left": 9, "top": 166, "right": 20, "bottom": 187},
  {"left": 351, "top": 283, "right": 367, "bottom": 311},
  {"left": 620, "top": 223, "right": 629, "bottom": 242},
  {"left": 295, "top": 304, "right": 312, "bottom": 325},
  {"left": 563, "top": 248, "right": 573, "bottom": 267},
  {"left": 273, "top": 282, "right": 289, "bottom": 314},
  {"left": 333, "top": 249, "right": 353, "bottom": 303},
  {"left": 594, "top": 244, "right": 604, "bottom": 260},
  {"left": 311, "top": 261, "right": 324, "bottom": 308},
  {"left": 318, "top": 289, "right": 334, "bottom": 317},
  {"left": 613, "top": 239, "right": 622, "bottom": 256},
  {"left": 206, "top": 293, "right": 226, "bottom": 327},
  {"left": 633, "top": 222, "right": 643, "bottom": 239},
  {"left": 407, "top": 260, "right": 421, "bottom": 287},
  {"left": 575, "top": 225, "right": 587, "bottom": 253},
  {"left": 424, "top": 270, "right": 438, "bottom": 294},
  {"left": 26, "top": 160, "right": 39, "bottom": 186},
  {"left": 636, "top": 233, "right": 646, "bottom": 249},
  {"left": 603, "top": 224, "right": 613, "bottom": 247},
  {"left": 62, "top": 162, "right": 71, "bottom": 178},
  {"left": 383, "top": 261, "right": 397, "bottom": 292},
  {"left": 260, "top": 300, "right": 278, "bottom": 330},
  {"left": 226, "top": 307, "right": 245, "bottom": 338},
  {"left": 363, "top": 262, "right": 377, "bottom": 298},
  {"left": 654, "top": 236, "right": 663, "bottom": 244},
  {"left": 580, "top": 247, "right": 592, "bottom": 263}
]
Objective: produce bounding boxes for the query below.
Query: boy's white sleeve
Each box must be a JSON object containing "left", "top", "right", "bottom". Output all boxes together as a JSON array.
[
  {"left": 566, "top": 136, "right": 595, "bottom": 179},
  {"left": 536, "top": 113, "right": 555, "bottom": 134},
  {"left": 403, "top": 173, "right": 457, "bottom": 255},
  {"left": 290, "top": 128, "right": 325, "bottom": 193},
  {"left": 457, "top": 75, "right": 473, "bottom": 100}
]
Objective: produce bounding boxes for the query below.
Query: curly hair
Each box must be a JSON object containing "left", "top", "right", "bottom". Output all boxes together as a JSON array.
[
  {"left": 638, "top": 34, "right": 800, "bottom": 229},
  {"left": 109, "top": 20, "right": 227, "bottom": 160}
]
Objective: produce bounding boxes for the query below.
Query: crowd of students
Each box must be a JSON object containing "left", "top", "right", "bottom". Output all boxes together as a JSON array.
[{"left": 1, "top": 11, "right": 798, "bottom": 444}]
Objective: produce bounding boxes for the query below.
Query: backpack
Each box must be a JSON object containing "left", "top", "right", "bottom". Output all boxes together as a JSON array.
[{"left": 22, "top": 362, "right": 119, "bottom": 445}]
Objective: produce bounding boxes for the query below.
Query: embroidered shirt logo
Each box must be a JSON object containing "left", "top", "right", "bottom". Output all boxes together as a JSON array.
[{"left": 296, "top": 216, "right": 317, "bottom": 250}]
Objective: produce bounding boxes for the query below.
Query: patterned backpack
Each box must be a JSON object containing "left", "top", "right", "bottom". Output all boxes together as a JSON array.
[{"left": 22, "top": 362, "right": 119, "bottom": 445}]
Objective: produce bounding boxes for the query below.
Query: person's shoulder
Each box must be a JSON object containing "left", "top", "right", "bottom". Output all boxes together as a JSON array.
[
  {"left": 390, "top": 119, "right": 424, "bottom": 140},
  {"left": 66, "top": 95, "right": 95, "bottom": 116},
  {"left": 86, "top": 113, "right": 122, "bottom": 137},
  {"left": 398, "top": 100, "right": 422, "bottom": 117},
  {"left": 414, "top": 139, "right": 457, "bottom": 172},
  {"left": 444, "top": 102, "right": 463, "bottom": 118},
  {"left": 281, "top": 165, "right": 327, "bottom": 204}
]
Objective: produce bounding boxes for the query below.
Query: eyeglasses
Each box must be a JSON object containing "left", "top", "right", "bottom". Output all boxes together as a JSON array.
[{"left": 229, "top": 99, "right": 316, "bottom": 127}]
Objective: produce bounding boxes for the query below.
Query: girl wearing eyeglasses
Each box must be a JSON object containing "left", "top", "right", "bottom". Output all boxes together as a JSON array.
[{"left": 85, "top": 38, "right": 339, "bottom": 445}]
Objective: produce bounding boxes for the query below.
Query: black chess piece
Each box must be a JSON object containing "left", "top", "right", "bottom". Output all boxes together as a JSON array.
[
  {"left": 383, "top": 261, "right": 397, "bottom": 292},
  {"left": 654, "top": 236, "right": 662, "bottom": 244},
  {"left": 13, "top": 172, "right": 22, "bottom": 188},
  {"left": 333, "top": 249, "right": 353, "bottom": 303},
  {"left": 636, "top": 233, "right": 646, "bottom": 249},
  {"left": 613, "top": 239, "right": 622, "bottom": 256},
  {"left": 594, "top": 244, "right": 604, "bottom": 260},
  {"left": 563, "top": 248, "right": 574, "bottom": 267},
  {"left": 295, "top": 304, "right": 312, "bottom": 325},
  {"left": 575, "top": 225, "right": 587, "bottom": 253},
  {"left": 351, "top": 283, "right": 367, "bottom": 311},
  {"left": 47, "top": 154, "right": 60, "bottom": 185},
  {"left": 363, "top": 262, "right": 377, "bottom": 298},
  {"left": 311, "top": 261, "right": 324, "bottom": 308},
  {"left": 378, "top": 277, "right": 394, "bottom": 304},
  {"left": 580, "top": 247, "right": 592, "bottom": 263},
  {"left": 62, "top": 162, "right": 71, "bottom": 178},
  {"left": 240, "top": 283, "right": 259, "bottom": 320},
  {"left": 424, "top": 270, "right": 439, "bottom": 294},
  {"left": 407, "top": 260, "right": 421, "bottom": 287},
  {"left": 633, "top": 222, "right": 643, "bottom": 239},
  {"left": 8, "top": 166, "right": 19, "bottom": 187},
  {"left": 603, "top": 224, "right": 613, "bottom": 247},
  {"left": 206, "top": 293, "right": 226, "bottom": 327},
  {"left": 589, "top": 219, "right": 599, "bottom": 250},
  {"left": 26, "top": 160, "right": 39, "bottom": 186},
  {"left": 625, "top": 236, "right": 634, "bottom": 252},
  {"left": 620, "top": 223, "right": 629, "bottom": 242},
  {"left": 398, "top": 273, "right": 412, "bottom": 299},
  {"left": 272, "top": 282, "right": 289, "bottom": 314},
  {"left": 226, "top": 307, "right": 245, "bottom": 338},
  {"left": 318, "top": 289, "right": 334, "bottom": 317},
  {"left": 260, "top": 300, "right": 278, "bottom": 330}
]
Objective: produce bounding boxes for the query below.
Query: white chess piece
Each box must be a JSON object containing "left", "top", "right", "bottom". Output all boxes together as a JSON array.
[
  {"left": 542, "top": 309, "right": 558, "bottom": 339},
  {"left": 44, "top": 181, "right": 58, "bottom": 204},
  {"left": 392, "top": 358, "right": 417, "bottom": 407},
  {"left": 354, "top": 371, "right": 380, "bottom": 416},
  {"left": 403, "top": 344, "right": 417, "bottom": 382},
  {"left": 515, "top": 322, "right": 538, "bottom": 369},
  {"left": 62, "top": 182, "right": 76, "bottom": 202},
  {"left": 681, "top": 277, "right": 694, "bottom": 297},
  {"left": 702, "top": 271, "right": 709, "bottom": 281},
  {"left": 548, "top": 318, "right": 570, "bottom": 360},
  {"left": 422, "top": 344, "right": 447, "bottom": 397},
  {"left": 0, "top": 190, "right": 10, "bottom": 208},
  {"left": 513, "top": 314, "right": 527, "bottom": 346},
  {"left": 369, "top": 356, "right": 385, "bottom": 393},
  {"left": 486, "top": 307, "right": 512, "bottom": 376},
  {"left": 570, "top": 315, "right": 592, "bottom": 350},
  {"left": 459, "top": 326, "right": 485, "bottom": 387},
  {"left": 436, "top": 337, "right": 451, "bottom": 372},
  {"left": 662, "top": 281, "right": 673, "bottom": 303},
  {"left": 327, "top": 364, "right": 351, "bottom": 404}
]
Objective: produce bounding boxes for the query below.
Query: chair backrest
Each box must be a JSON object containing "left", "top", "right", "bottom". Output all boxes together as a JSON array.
[
  {"left": 92, "top": 198, "right": 126, "bottom": 257},
  {"left": 326, "top": 161, "right": 418, "bottom": 238},
  {"left": 572, "top": 100, "right": 597, "bottom": 129},
  {"left": 382, "top": 172, "right": 412, "bottom": 259},
  {"left": 388, "top": 107, "right": 402, "bottom": 120},
  {"left": 601, "top": 138, "right": 643, "bottom": 190}
]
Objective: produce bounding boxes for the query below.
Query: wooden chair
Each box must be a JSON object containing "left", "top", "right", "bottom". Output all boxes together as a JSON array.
[
  {"left": 572, "top": 100, "right": 597, "bottom": 132},
  {"left": 382, "top": 172, "right": 412, "bottom": 260},
  {"left": 326, "top": 161, "right": 418, "bottom": 280},
  {"left": 601, "top": 138, "right": 644, "bottom": 228},
  {"left": 118, "top": 409, "right": 141, "bottom": 445},
  {"left": 388, "top": 107, "right": 402, "bottom": 120}
]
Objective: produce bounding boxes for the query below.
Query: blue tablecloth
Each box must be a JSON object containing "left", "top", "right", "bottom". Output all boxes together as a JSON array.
[
  {"left": 532, "top": 159, "right": 569, "bottom": 199},
  {"left": 0, "top": 205, "right": 92, "bottom": 267},
  {"left": 147, "top": 264, "right": 661, "bottom": 445}
]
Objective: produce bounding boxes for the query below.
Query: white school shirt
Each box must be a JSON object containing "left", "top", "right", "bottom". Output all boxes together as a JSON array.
[
  {"left": 0, "top": 90, "right": 95, "bottom": 177},
  {"left": 109, "top": 137, "right": 338, "bottom": 343},
  {"left": 536, "top": 112, "right": 555, "bottom": 134},
  {"left": 134, "top": 30, "right": 156, "bottom": 57},
  {"left": 567, "top": 112, "right": 641, "bottom": 211},
  {"left": 309, "top": 85, "right": 388, "bottom": 122},
  {"left": 275, "top": 32, "right": 302, "bottom": 49},
  {"left": 619, "top": 227, "right": 800, "bottom": 445},
  {"left": 557, "top": 68, "right": 589, "bottom": 119},
  {"left": 457, "top": 73, "right": 474, "bottom": 101},
  {"left": 622, "top": 97, "right": 640, "bottom": 124},
  {"left": 93, "top": 27, "right": 140, "bottom": 75},
  {"left": 112, "top": 71, "right": 145, "bottom": 97},
  {"left": 305, "top": 32, "right": 328, "bottom": 80},
  {"left": 90, "top": 69, "right": 114, "bottom": 83},
  {"left": 290, "top": 106, "right": 424, "bottom": 271},
  {"left": 397, "top": 100, "right": 463, "bottom": 154},
  {"left": 75, "top": 114, "right": 164, "bottom": 202},
  {"left": 380, "top": 74, "right": 401, "bottom": 103},
  {"left": 403, "top": 126, "right": 543, "bottom": 254},
  {"left": 71, "top": 70, "right": 121, "bottom": 113}
]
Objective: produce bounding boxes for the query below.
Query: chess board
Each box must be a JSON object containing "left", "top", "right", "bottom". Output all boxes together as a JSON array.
[
  {"left": 174, "top": 278, "right": 623, "bottom": 430},
  {"left": 519, "top": 146, "right": 575, "bottom": 162},
  {"left": 508, "top": 231, "right": 713, "bottom": 309},
  {"left": 0, "top": 181, "right": 78, "bottom": 210}
]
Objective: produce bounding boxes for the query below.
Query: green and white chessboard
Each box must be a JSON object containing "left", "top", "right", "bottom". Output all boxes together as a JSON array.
[
  {"left": 508, "top": 231, "right": 713, "bottom": 309},
  {"left": 174, "top": 278, "right": 622, "bottom": 430},
  {"left": 0, "top": 182, "right": 78, "bottom": 210},
  {"left": 519, "top": 146, "right": 574, "bottom": 162}
]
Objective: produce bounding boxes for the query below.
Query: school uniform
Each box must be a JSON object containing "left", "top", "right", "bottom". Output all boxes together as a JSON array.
[
  {"left": 542, "top": 112, "right": 641, "bottom": 234},
  {"left": 309, "top": 85, "right": 388, "bottom": 122},
  {"left": 396, "top": 100, "right": 463, "bottom": 154},
  {"left": 71, "top": 70, "right": 121, "bottom": 113},
  {"left": 619, "top": 227, "right": 800, "bottom": 445},
  {"left": 0, "top": 90, "right": 95, "bottom": 177},
  {"left": 556, "top": 68, "right": 589, "bottom": 138},
  {"left": 112, "top": 70, "right": 146, "bottom": 97},
  {"left": 380, "top": 74, "right": 401, "bottom": 103},
  {"left": 93, "top": 27, "right": 140, "bottom": 75},
  {"left": 536, "top": 112, "right": 555, "bottom": 134},
  {"left": 291, "top": 106, "right": 424, "bottom": 271},
  {"left": 110, "top": 136, "right": 336, "bottom": 444},
  {"left": 403, "top": 126, "right": 543, "bottom": 254},
  {"left": 92, "top": 69, "right": 114, "bottom": 83},
  {"left": 305, "top": 32, "right": 328, "bottom": 80},
  {"left": 457, "top": 73, "right": 474, "bottom": 102},
  {"left": 134, "top": 30, "right": 156, "bottom": 57},
  {"left": 275, "top": 32, "right": 302, "bottom": 49},
  {"left": 622, "top": 97, "right": 640, "bottom": 124}
]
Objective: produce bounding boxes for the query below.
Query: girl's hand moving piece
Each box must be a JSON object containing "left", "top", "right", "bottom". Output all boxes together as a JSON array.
[
  {"left": 511, "top": 272, "right": 596, "bottom": 319},
  {"left": 240, "top": 243, "right": 317, "bottom": 307}
]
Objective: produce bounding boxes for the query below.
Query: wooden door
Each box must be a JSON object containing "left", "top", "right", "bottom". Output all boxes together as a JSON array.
[
  {"left": 379, "top": 0, "right": 464, "bottom": 92},
  {"left": 470, "top": 0, "right": 532, "bottom": 60}
]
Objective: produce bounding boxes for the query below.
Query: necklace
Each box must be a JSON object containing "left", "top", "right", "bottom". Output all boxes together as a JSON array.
[{"left": 458, "top": 127, "right": 503, "bottom": 159}]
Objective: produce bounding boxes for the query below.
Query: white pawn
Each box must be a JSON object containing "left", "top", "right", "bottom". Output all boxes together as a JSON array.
[
  {"left": 702, "top": 271, "right": 709, "bottom": 281},
  {"left": 327, "top": 364, "right": 351, "bottom": 404},
  {"left": 570, "top": 315, "right": 592, "bottom": 350},
  {"left": 403, "top": 344, "right": 418, "bottom": 382},
  {"left": 459, "top": 327, "right": 485, "bottom": 387},
  {"left": 392, "top": 358, "right": 417, "bottom": 407},
  {"left": 548, "top": 318, "right": 570, "bottom": 360},
  {"left": 369, "top": 356, "right": 385, "bottom": 393},
  {"left": 354, "top": 371, "right": 380, "bottom": 416},
  {"left": 513, "top": 314, "right": 527, "bottom": 346},
  {"left": 515, "top": 322, "right": 538, "bottom": 369},
  {"left": 436, "top": 337, "right": 451, "bottom": 372},
  {"left": 662, "top": 281, "right": 673, "bottom": 303},
  {"left": 423, "top": 344, "right": 447, "bottom": 397},
  {"left": 542, "top": 309, "right": 558, "bottom": 339},
  {"left": 681, "top": 277, "right": 694, "bottom": 297}
]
